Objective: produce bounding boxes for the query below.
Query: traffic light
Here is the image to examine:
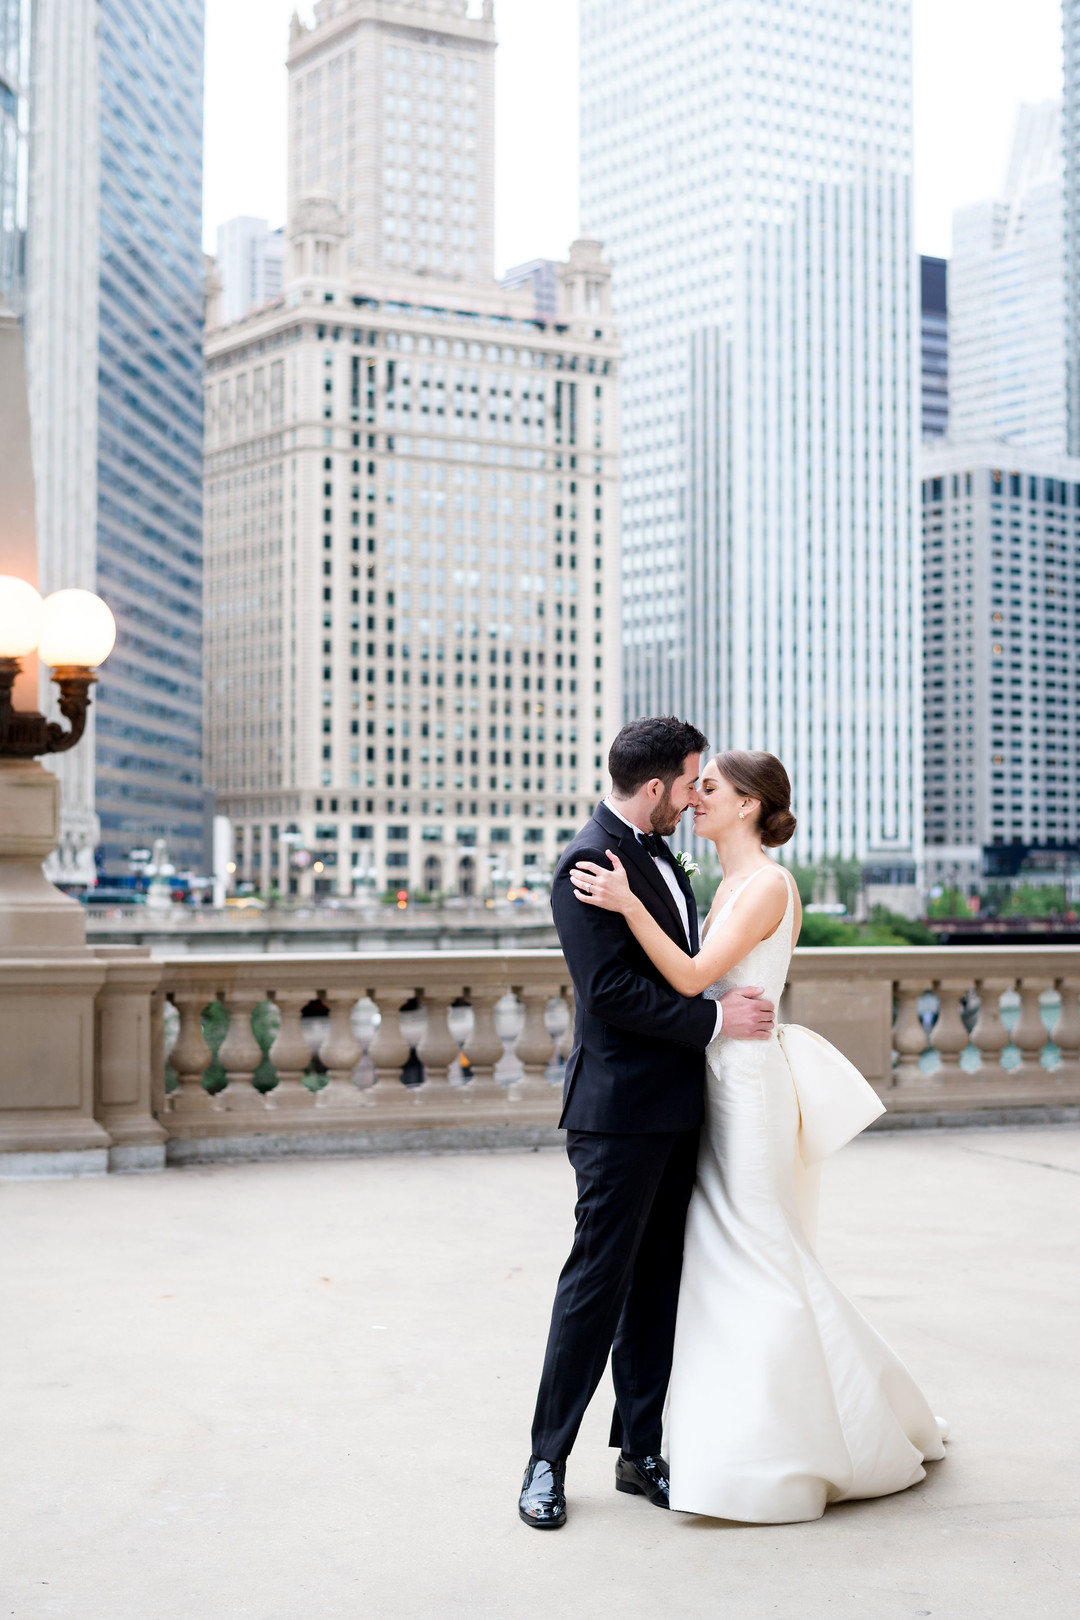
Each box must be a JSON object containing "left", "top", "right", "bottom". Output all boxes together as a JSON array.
[{"left": 396, "top": 888, "right": 408, "bottom": 910}]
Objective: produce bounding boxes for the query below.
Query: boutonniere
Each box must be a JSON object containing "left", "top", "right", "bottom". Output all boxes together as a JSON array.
[{"left": 675, "top": 851, "right": 699, "bottom": 877}]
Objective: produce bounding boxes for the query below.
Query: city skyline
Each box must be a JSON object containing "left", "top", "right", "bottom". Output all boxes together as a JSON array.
[{"left": 202, "top": 0, "right": 1064, "bottom": 273}]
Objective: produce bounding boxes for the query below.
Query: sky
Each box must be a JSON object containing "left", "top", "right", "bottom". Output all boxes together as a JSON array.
[{"left": 204, "top": 0, "right": 1064, "bottom": 273}]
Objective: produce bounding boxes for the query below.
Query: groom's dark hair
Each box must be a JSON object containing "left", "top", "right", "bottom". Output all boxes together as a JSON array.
[{"left": 608, "top": 716, "right": 709, "bottom": 797}]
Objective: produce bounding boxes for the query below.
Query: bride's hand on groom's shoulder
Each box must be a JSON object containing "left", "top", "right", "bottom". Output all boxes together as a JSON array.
[{"left": 569, "top": 851, "right": 640, "bottom": 917}]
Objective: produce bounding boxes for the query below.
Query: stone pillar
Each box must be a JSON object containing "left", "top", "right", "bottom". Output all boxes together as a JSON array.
[
  {"left": 509, "top": 982, "right": 561, "bottom": 1105},
  {"left": 317, "top": 990, "right": 364, "bottom": 1109},
  {"left": 93, "top": 948, "right": 167, "bottom": 1172},
  {"left": 415, "top": 992, "right": 461, "bottom": 1103},
  {"left": 266, "top": 988, "right": 318, "bottom": 1111},
  {"left": 0, "top": 759, "right": 86, "bottom": 950},
  {"left": 0, "top": 955, "right": 111, "bottom": 1175},
  {"left": 892, "top": 981, "right": 929, "bottom": 1087},
  {"left": 460, "top": 985, "right": 507, "bottom": 1105}
]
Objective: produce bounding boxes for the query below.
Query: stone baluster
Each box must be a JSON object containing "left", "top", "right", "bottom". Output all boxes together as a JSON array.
[
  {"left": 317, "top": 990, "right": 364, "bottom": 1109},
  {"left": 366, "top": 986, "right": 413, "bottom": 1103},
  {"left": 1052, "top": 978, "right": 1080, "bottom": 1086},
  {"left": 266, "top": 989, "right": 317, "bottom": 1111},
  {"left": 971, "top": 978, "right": 1012, "bottom": 1078},
  {"left": 1012, "top": 979, "right": 1050, "bottom": 1080},
  {"left": 167, "top": 990, "right": 214, "bottom": 1117},
  {"left": 892, "top": 981, "right": 929, "bottom": 1087},
  {"left": 508, "top": 982, "right": 561, "bottom": 1104},
  {"left": 932, "top": 979, "right": 972, "bottom": 1081},
  {"left": 460, "top": 985, "right": 507, "bottom": 1105},
  {"left": 415, "top": 992, "right": 461, "bottom": 1104},
  {"left": 218, "top": 990, "right": 267, "bottom": 1114}
]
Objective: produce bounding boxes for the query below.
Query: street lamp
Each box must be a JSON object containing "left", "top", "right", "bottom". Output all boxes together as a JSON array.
[
  {"left": 0, "top": 576, "right": 116, "bottom": 952},
  {"left": 0, "top": 578, "right": 116, "bottom": 756}
]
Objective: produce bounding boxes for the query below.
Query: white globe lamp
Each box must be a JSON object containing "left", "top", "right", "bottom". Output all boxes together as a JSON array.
[
  {"left": 38, "top": 589, "right": 117, "bottom": 670},
  {"left": 0, "top": 576, "right": 45, "bottom": 659}
]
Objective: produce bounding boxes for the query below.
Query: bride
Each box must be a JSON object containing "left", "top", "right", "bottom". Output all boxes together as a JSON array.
[{"left": 569, "top": 748, "right": 946, "bottom": 1524}]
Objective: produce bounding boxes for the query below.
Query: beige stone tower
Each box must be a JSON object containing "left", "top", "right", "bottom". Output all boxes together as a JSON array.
[{"left": 287, "top": 0, "right": 496, "bottom": 285}]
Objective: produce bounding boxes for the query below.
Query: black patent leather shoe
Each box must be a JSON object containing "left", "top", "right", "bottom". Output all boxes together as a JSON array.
[
  {"left": 615, "top": 1452, "right": 670, "bottom": 1508},
  {"left": 519, "top": 1455, "right": 567, "bottom": 1529}
]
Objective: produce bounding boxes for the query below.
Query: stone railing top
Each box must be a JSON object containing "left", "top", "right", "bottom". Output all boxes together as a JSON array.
[{"left": 151, "top": 943, "right": 1080, "bottom": 984}]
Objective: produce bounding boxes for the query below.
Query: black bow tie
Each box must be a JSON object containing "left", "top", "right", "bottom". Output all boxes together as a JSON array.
[{"left": 637, "top": 831, "right": 668, "bottom": 859}]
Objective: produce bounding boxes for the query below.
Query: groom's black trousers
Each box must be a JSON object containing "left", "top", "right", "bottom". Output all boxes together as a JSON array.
[{"left": 530, "top": 1126, "right": 700, "bottom": 1462}]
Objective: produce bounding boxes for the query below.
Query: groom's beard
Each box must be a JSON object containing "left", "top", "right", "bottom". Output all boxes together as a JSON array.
[{"left": 649, "top": 792, "right": 685, "bottom": 839}]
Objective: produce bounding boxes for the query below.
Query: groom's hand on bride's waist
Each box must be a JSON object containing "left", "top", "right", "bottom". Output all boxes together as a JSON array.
[{"left": 719, "top": 987, "right": 774, "bottom": 1040}]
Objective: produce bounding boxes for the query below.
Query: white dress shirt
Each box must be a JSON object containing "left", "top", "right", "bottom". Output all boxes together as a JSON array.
[{"left": 601, "top": 798, "right": 724, "bottom": 1038}]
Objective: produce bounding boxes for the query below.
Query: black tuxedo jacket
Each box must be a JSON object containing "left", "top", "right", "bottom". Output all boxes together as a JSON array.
[{"left": 551, "top": 802, "right": 718, "bottom": 1135}]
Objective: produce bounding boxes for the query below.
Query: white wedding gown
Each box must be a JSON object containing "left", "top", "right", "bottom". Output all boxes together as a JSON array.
[{"left": 666, "top": 867, "right": 946, "bottom": 1523}]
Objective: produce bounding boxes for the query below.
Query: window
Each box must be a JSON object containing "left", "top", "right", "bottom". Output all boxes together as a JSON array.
[
  {"left": 387, "top": 825, "right": 409, "bottom": 840},
  {"left": 386, "top": 852, "right": 409, "bottom": 868}
]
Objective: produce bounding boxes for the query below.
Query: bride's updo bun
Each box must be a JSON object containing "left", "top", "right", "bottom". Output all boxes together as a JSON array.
[{"left": 713, "top": 750, "right": 797, "bottom": 847}]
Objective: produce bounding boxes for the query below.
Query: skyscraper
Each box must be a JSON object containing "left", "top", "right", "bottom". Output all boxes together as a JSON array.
[
  {"left": 580, "top": 0, "right": 920, "bottom": 879},
  {"left": 19, "top": 0, "right": 206, "bottom": 884},
  {"left": 288, "top": 0, "right": 495, "bottom": 285},
  {"left": 921, "top": 445, "right": 1080, "bottom": 889},
  {"left": 920, "top": 255, "right": 948, "bottom": 440},
  {"left": 0, "top": 0, "right": 27, "bottom": 311},
  {"left": 950, "top": 101, "right": 1065, "bottom": 452},
  {"left": 24, "top": 0, "right": 101, "bottom": 885},
  {"left": 92, "top": 0, "right": 206, "bottom": 879},
  {"left": 203, "top": 2, "right": 621, "bottom": 900},
  {"left": 1065, "top": 0, "right": 1080, "bottom": 454},
  {"left": 217, "top": 215, "right": 285, "bottom": 326}
]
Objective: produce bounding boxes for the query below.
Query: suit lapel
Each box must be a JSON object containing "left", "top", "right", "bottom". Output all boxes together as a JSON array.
[
  {"left": 666, "top": 849, "right": 700, "bottom": 952},
  {"left": 592, "top": 804, "right": 687, "bottom": 943}
]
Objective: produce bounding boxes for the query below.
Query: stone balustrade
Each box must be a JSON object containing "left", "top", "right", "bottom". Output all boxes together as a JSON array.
[
  {"left": 784, "top": 946, "right": 1080, "bottom": 1120},
  {"left": 161, "top": 950, "right": 575, "bottom": 1163},
  {"left": 3, "top": 945, "right": 1080, "bottom": 1174}
]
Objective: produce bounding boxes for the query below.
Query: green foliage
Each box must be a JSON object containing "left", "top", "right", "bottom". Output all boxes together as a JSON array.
[
  {"left": 927, "top": 887, "right": 971, "bottom": 919},
  {"left": 782, "top": 861, "right": 818, "bottom": 905},
  {"left": 797, "top": 913, "right": 856, "bottom": 947},
  {"left": 200, "top": 999, "right": 228, "bottom": 1093},
  {"left": 1004, "top": 883, "right": 1066, "bottom": 918},
  {"left": 797, "top": 907, "right": 935, "bottom": 949},
  {"left": 870, "top": 906, "right": 936, "bottom": 945},
  {"left": 779, "top": 856, "right": 862, "bottom": 914},
  {"left": 194, "top": 997, "right": 322, "bottom": 1095},
  {"left": 831, "top": 858, "right": 864, "bottom": 917},
  {"left": 688, "top": 848, "right": 723, "bottom": 913}
]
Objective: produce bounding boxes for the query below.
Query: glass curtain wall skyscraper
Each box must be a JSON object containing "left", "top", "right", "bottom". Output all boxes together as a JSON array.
[
  {"left": 950, "top": 101, "right": 1065, "bottom": 452},
  {"left": 580, "top": 0, "right": 920, "bottom": 873},
  {"left": 0, "top": 0, "right": 28, "bottom": 310},
  {"left": 92, "top": 0, "right": 206, "bottom": 878},
  {"left": 920, "top": 255, "right": 948, "bottom": 440},
  {"left": 1065, "top": 0, "right": 1080, "bottom": 454}
]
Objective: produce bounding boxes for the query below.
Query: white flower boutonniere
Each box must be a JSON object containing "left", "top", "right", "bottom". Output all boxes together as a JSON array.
[{"left": 675, "top": 851, "right": 699, "bottom": 877}]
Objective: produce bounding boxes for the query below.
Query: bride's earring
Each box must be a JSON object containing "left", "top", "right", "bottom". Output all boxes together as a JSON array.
[{"left": 738, "top": 810, "right": 746, "bottom": 820}]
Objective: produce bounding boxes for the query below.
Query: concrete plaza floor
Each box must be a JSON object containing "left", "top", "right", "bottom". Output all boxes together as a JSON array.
[{"left": 1, "top": 1126, "right": 1078, "bottom": 1620}]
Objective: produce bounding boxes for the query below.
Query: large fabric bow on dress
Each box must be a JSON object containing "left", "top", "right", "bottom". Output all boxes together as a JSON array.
[{"left": 776, "top": 1023, "right": 886, "bottom": 1167}]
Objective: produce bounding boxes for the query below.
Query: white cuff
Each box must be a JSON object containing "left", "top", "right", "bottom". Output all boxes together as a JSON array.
[{"left": 713, "top": 1002, "right": 724, "bottom": 1040}]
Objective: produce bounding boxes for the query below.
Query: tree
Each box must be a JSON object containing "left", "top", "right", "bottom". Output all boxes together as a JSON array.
[
  {"left": 1004, "top": 883, "right": 1066, "bottom": 918},
  {"left": 927, "top": 886, "right": 971, "bottom": 919}
]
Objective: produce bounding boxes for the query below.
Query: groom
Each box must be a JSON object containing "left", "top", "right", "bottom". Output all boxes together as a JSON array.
[{"left": 519, "top": 717, "right": 775, "bottom": 1529}]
